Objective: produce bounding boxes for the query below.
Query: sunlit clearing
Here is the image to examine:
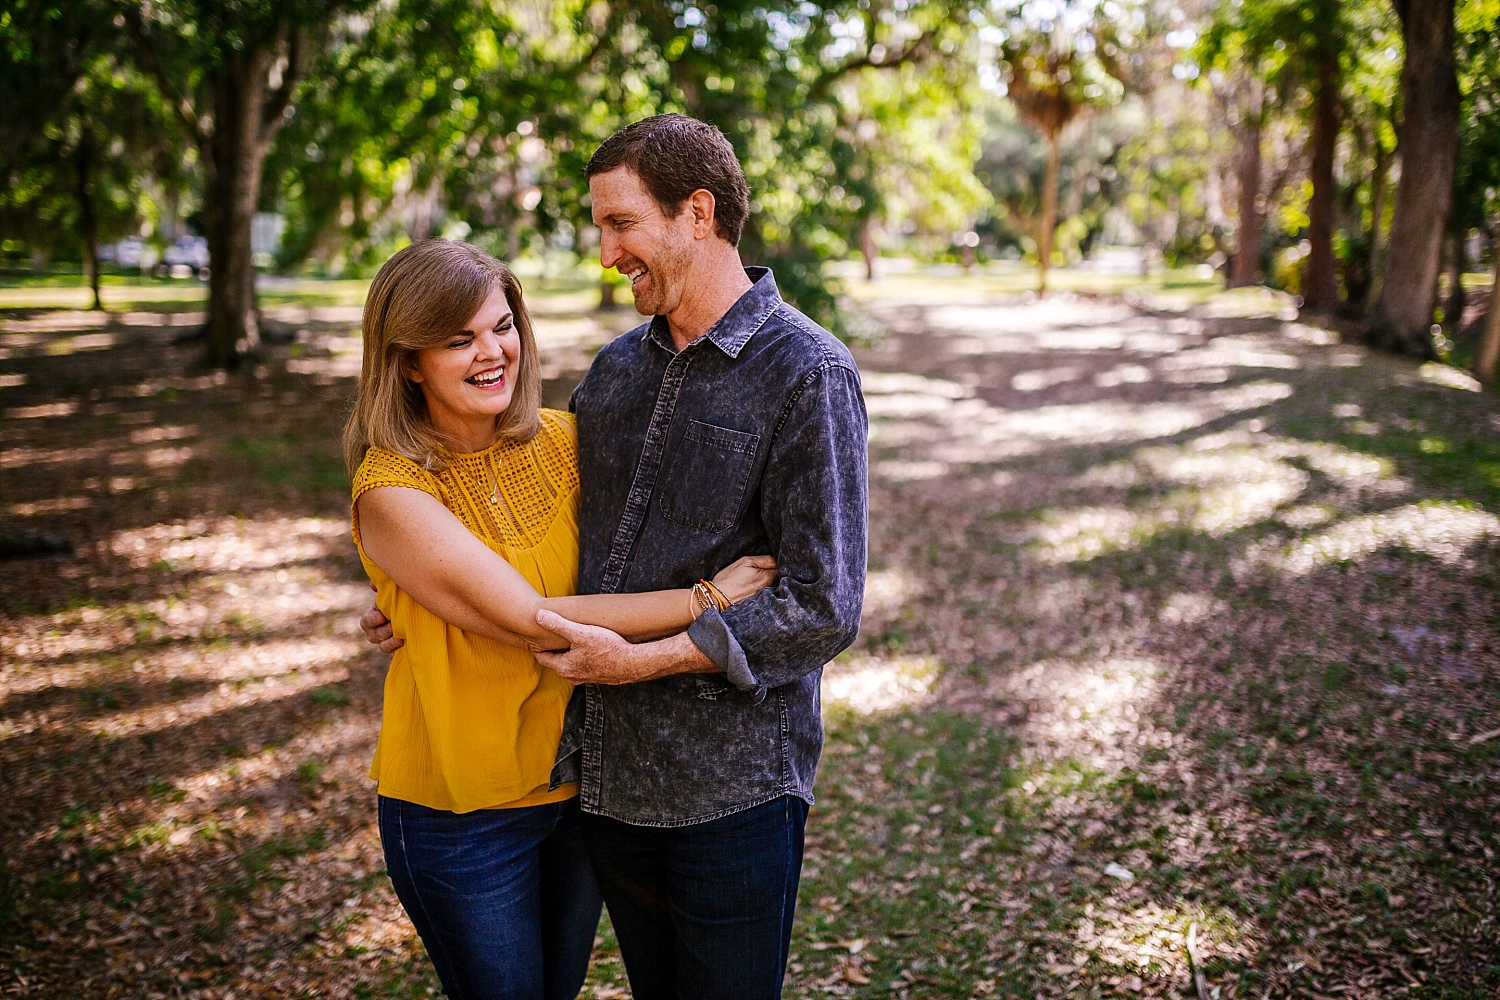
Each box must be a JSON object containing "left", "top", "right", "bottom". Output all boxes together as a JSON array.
[
  {"left": 1032, "top": 440, "right": 1309, "bottom": 562},
  {"left": 6, "top": 496, "right": 93, "bottom": 517},
  {"left": 110, "top": 516, "right": 345, "bottom": 571},
  {"left": 1417, "top": 362, "right": 1481, "bottom": 393},
  {"left": 997, "top": 658, "right": 1162, "bottom": 769},
  {"left": 822, "top": 656, "right": 937, "bottom": 715},
  {"left": 1158, "top": 592, "right": 1225, "bottom": 625},
  {"left": 1158, "top": 334, "right": 1302, "bottom": 373},
  {"left": 1076, "top": 901, "right": 1254, "bottom": 983},
  {"left": 920, "top": 302, "right": 1200, "bottom": 356},
  {"left": 1298, "top": 442, "right": 1401, "bottom": 492},
  {"left": 865, "top": 379, "right": 1294, "bottom": 468},
  {"left": 1030, "top": 506, "right": 1163, "bottom": 563},
  {"left": 1255, "top": 501, "right": 1500, "bottom": 576},
  {"left": 1198, "top": 287, "right": 1298, "bottom": 320},
  {"left": 1011, "top": 366, "right": 1080, "bottom": 391},
  {"left": 1094, "top": 364, "right": 1153, "bottom": 387},
  {"left": 862, "top": 566, "right": 915, "bottom": 618},
  {"left": 5, "top": 401, "right": 78, "bottom": 419},
  {"left": 1276, "top": 504, "right": 1334, "bottom": 528},
  {"left": 87, "top": 641, "right": 358, "bottom": 739},
  {"left": 1039, "top": 432, "right": 1416, "bottom": 563}
]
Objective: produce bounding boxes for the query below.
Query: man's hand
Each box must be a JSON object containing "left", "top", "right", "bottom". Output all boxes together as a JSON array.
[
  {"left": 359, "top": 585, "right": 403, "bottom": 654},
  {"left": 533, "top": 610, "right": 723, "bottom": 685},
  {"left": 533, "top": 609, "right": 646, "bottom": 684}
]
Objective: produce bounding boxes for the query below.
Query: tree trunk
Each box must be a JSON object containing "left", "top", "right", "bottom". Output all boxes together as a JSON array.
[
  {"left": 599, "top": 278, "right": 619, "bottom": 311},
  {"left": 859, "top": 214, "right": 877, "bottom": 281},
  {"left": 1039, "top": 129, "right": 1060, "bottom": 297},
  {"left": 1230, "top": 117, "right": 1263, "bottom": 288},
  {"left": 1302, "top": 51, "right": 1341, "bottom": 314},
  {"left": 201, "top": 51, "right": 278, "bottom": 369},
  {"left": 1474, "top": 228, "right": 1500, "bottom": 385},
  {"left": 73, "top": 125, "right": 103, "bottom": 312},
  {"left": 1445, "top": 229, "right": 1466, "bottom": 330},
  {"left": 1365, "top": 138, "right": 1391, "bottom": 312},
  {"left": 1366, "top": 0, "right": 1459, "bottom": 358}
]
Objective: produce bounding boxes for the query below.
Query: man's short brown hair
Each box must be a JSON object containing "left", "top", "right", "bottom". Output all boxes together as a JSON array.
[{"left": 586, "top": 114, "right": 751, "bottom": 246}]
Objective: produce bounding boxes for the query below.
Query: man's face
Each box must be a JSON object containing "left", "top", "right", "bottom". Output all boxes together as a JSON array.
[{"left": 589, "top": 167, "right": 697, "bottom": 317}]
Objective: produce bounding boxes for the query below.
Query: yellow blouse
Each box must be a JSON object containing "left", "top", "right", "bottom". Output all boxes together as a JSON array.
[{"left": 351, "top": 408, "right": 580, "bottom": 813}]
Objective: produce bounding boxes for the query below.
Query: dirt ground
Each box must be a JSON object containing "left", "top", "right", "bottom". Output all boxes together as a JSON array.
[{"left": 2, "top": 274, "right": 1498, "bottom": 998}]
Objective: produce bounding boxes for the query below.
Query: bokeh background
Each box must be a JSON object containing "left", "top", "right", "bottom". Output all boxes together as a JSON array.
[{"left": 3, "top": 1, "right": 1500, "bottom": 997}]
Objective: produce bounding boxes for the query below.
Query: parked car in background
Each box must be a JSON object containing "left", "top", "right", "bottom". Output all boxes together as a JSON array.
[{"left": 164, "top": 236, "right": 210, "bottom": 270}]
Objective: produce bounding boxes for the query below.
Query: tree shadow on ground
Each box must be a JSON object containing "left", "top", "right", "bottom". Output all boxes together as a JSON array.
[
  {"left": 4, "top": 289, "right": 1500, "bottom": 999},
  {"left": 796, "top": 292, "right": 1499, "bottom": 998}
]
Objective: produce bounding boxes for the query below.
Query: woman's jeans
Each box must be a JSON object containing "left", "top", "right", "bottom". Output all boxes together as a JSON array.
[{"left": 378, "top": 795, "right": 603, "bottom": 1000}]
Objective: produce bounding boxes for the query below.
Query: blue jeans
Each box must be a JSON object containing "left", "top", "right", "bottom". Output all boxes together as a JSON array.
[
  {"left": 378, "top": 795, "right": 603, "bottom": 1000},
  {"left": 581, "top": 796, "right": 809, "bottom": 1000}
]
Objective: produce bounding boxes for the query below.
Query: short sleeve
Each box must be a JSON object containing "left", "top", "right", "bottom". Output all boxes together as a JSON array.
[
  {"left": 533, "top": 409, "right": 580, "bottom": 497},
  {"left": 351, "top": 447, "right": 443, "bottom": 546}
]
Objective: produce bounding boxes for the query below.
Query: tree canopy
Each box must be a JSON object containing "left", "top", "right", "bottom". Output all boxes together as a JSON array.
[{"left": 6, "top": 0, "right": 1500, "bottom": 369}]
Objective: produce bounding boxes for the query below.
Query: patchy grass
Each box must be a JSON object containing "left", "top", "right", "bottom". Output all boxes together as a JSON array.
[{"left": 4, "top": 275, "right": 1500, "bottom": 999}]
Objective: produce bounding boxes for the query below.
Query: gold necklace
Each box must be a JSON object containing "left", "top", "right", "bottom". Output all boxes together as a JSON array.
[{"left": 484, "top": 453, "right": 503, "bottom": 503}]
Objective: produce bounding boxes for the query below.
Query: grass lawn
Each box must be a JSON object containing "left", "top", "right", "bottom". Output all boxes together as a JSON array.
[{"left": 2, "top": 266, "right": 1498, "bottom": 998}]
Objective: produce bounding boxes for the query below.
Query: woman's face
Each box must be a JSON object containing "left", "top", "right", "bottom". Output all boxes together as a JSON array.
[{"left": 408, "top": 284, "right": 520, "bottom": 451}]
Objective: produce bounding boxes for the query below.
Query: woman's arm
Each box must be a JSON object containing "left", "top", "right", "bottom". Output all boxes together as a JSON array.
[{"left": 357, "top": 487, "right": 772, "bottom": 648}]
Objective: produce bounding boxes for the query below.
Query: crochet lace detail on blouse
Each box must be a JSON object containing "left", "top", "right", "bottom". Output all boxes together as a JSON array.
[{"left": 355, "top": 409, "right": 578, "bottom": 551}]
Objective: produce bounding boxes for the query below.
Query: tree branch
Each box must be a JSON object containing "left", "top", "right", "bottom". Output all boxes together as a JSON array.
[
  {"left": 261, "top": 24, "right": 309, "bottom": 138},
  {"left": 119, "top": 4, "right": 207, "bottom": 149},
  {"left": 562, "top": 2, "right": 624, "bottom": 79},
  {"left": 811, "top": 27, "right": 941, "bottom": 100}
]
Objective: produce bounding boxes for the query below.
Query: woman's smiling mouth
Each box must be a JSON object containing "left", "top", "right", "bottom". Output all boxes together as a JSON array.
[{"left": 465, "top": 365, "right": 506, "bottom": 388}]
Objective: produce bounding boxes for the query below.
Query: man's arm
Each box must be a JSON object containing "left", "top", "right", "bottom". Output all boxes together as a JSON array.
[
  {"left": 686, "top": 362, "right": 868, "bottom": 702},
  {"left": 535, "top": 363, "right": 867, "bottom": 690}
]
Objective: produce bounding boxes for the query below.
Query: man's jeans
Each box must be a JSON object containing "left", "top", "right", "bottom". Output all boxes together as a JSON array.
[
  {"left": 378, "top": 796, "right": 602, "bottom": 1000},
  {"left": 582, "top": 796, "right": 810, "bottom": 1000}
]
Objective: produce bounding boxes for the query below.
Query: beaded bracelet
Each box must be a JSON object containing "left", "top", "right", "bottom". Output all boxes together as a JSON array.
[
  {"left": 690, "top": 581, "right": 714, "bottom": 618},
  {"left": 700, "top": 578, "right": 730, "bottom": 612}
]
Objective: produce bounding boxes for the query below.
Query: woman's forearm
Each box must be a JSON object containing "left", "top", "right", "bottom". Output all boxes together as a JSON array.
[
  {"left": 359, "top": 486, "right": 698, "bottom": 649},
  {"left": 539, "top": 591, "right": 693, "bottom": 644}
]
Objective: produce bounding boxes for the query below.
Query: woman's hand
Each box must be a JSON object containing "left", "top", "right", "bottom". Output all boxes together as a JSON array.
[{"left": 711, "top": 554, "right": 778, "bottom": 605}]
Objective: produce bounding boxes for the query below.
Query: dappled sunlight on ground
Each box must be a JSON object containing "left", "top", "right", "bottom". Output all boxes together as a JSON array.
[
  {"left": 823, "top": 656, "right": 940, "bottom": 716},
  {"left": 865, "top": 367, "right": 1295, "bottom": 478},
  {"left": 5, "top": 278, "right": 1500, "bottom": 998},
  {"left": 812, "top": 287, "right": 1500, "bottom": 997},
  {"left": 1246, "top": 501, "right": 1500, "bottom": 577}
]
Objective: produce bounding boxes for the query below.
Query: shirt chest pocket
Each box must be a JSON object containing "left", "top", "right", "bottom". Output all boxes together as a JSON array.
[{"left": 658, "top": 419, "right": 761, "bottom": 533}]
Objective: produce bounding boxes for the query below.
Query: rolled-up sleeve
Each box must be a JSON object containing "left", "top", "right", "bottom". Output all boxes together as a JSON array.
[{"left": 687, "top": 362, "right": 868, "bottom": 701}]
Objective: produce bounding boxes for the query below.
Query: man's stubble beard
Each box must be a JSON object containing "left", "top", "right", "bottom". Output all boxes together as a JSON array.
[{"left": 635, "top": 227, "right": 698, "bottom": 318}]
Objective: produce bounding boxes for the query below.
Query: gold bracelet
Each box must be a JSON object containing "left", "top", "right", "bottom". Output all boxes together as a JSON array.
[
  {"left": 700, "top": 578, "right": 730, "bottom": 611},
  {"left": 690, "top": 581, "right": 712, "bottom": 618}
]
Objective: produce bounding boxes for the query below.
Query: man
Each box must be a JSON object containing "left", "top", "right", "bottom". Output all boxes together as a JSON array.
[{"left": 365, "top": 114, "right": 867, "bottom": 999}]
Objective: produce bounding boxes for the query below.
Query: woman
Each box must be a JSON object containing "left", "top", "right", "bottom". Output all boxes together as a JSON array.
[{"left": 344, "top": 240, "right": 774, "bottom": 1000}]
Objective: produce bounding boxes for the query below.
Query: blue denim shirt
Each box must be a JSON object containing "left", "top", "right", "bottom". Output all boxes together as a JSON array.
[{"left": 551, "top": 267, "right": 868, "bottom": 827}]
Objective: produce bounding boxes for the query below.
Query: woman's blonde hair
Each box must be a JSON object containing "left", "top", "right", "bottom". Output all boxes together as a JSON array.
[{"left": 344, "top": 240, "right": 542, "bottom": 473}]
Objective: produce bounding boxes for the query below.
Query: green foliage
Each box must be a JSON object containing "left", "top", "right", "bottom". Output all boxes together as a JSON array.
[
  {"left": 0, "top": 1, "right": 189, "bottom": 270},
  {"left": 1456, "top": 3, "right": 1500, "bottom": 235},
  {"left": 263, "top": 0, "right": 994, "bottom": 332}
]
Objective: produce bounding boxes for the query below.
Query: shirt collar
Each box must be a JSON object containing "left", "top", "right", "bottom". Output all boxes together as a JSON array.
[{"left": 642, "top": 266, "right": 781, "bottom": 360}]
